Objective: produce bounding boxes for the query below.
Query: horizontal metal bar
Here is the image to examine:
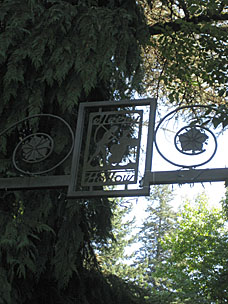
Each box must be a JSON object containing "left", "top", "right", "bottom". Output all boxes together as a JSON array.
[
  {"left": 67, "top": 188, "right": 150, "bottom": 198},
  {"left": 80, "top": 98, "right": 156, "bottom": 108},
  {"left": 0, "top": 175, "right": 71, "bottom": 191},
  {"left": 145, "top": 168, "right": 228, "bottom": 185}
]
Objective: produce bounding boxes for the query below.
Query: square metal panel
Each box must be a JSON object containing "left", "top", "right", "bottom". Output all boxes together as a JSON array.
[{"left": 68, "top": 99, "right": 157, "bottom": 197}]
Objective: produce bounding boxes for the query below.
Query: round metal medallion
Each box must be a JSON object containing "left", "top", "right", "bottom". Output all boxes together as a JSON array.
[
  {"left": 0, "top": 114, "right": 74, "bottom": 175},
  {"left": 155, "top": 105, "right": 218, "bottom": 168},
  {"left": 14, "top": 133, "right": 54, "bottom": 164}
]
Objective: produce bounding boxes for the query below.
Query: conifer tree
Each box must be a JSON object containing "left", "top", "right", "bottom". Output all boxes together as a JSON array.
[
  {"left": 96, "top": 201, "right": 137, "bottom": 280},
  {"left": 133, "top": 185, "right": 176, "bottom": 300},
  {"left": 0, "top": 1, "right": 148, "bottom": 303}
]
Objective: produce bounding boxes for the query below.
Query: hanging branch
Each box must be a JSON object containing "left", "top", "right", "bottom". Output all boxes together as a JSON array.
[{"left": 149, "top": 12, "right": 228, "bottom": 35}]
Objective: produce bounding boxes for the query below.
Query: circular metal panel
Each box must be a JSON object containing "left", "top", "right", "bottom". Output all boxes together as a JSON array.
[
  {"left": 155, "top": 105, "right": 218, "bottom": 168},
  {"left": 0, "top": 114, "right": 74, "bottom": 175}
]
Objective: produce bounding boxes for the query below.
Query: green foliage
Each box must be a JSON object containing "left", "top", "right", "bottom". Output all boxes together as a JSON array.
[
  {"left": 141, "top": 0, "right": 228, "bottom": 107},
  {"left": 0, "top": 1, "right": 149, "bottom": 302},
  {"left": 1, "top": 0, "right": 228, "bottom": 302},
  {"left": 133, "top": 185, "right": 177, "bottom": 297},
  {"left": 222, "top": 187, "right": 228, "bottom": 220},
  {"left": 0, "top": 0, "right": 148, "bottom": 121},
  {"left": 96, "top": 200, "right": 137, "bottom": 279},
  {"left": 95, "top": 190, "right": 228, "bottom": 304},
  {"left": 94, "top": 199, "right": 154, "bottom": 303},
  {"left": 157, "top": 194, "right": 228, "bottom": 303},
  {"left": 0, "top": 189, "right": 117, "bottom": 303}
]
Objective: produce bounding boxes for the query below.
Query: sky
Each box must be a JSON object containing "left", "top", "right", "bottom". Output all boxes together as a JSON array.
[
  {"left": 152, "top": 102, "right": 228, "bottom": 206},
  {"left": 121, "top": 100, "right": 228, "bottom": 258},
  {"left": 127, "top": 101, "right": 228, "bottom": 227}
]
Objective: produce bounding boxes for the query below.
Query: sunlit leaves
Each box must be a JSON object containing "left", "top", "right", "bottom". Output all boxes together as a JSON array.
[
  {"left": 140, "top": 0, "right": 228, "bottom": 106},
  {"left": 158, "top": 194, "right": 228, "bottom": 303}
]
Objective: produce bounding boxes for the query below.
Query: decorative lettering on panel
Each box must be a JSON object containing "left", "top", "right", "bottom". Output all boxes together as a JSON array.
[{"left": 81, "top": 110, "right": 143, "bottom": 186}]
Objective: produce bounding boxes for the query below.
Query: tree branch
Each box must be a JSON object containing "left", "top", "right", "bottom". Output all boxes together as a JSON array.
[
  {"left": 149, "top": 13, "right": 228, "bottom": 35},
  {"left": 178, "top": 0, "right": 190, "bottom": 20}
]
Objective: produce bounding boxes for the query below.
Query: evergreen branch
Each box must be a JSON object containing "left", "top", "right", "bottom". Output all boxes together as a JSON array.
[{"left": 149, "top": 12, "right": 228, "bottom": 35}]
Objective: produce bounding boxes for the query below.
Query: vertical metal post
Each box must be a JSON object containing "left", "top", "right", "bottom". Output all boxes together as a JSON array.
[
  {"left": 68, "top": 103, "right": 86, "bottom": 194},
  {"left": 143, "top": 99, "right": 157, "bottom": 190}
]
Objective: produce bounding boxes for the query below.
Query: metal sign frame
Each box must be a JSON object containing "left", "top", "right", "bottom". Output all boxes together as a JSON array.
[{"left": 68, "top": 99, "right": 157, "bottom": 197}]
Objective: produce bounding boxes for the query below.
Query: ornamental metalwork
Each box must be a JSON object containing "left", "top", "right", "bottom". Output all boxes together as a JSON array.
[
  {"left": 68, "top": 99, "right": 157, "bottom": 197},
  {"left": 174, "top": 126, "right": 209, "bottom": 155},
  {"left": 15, "top": 133, "right": 54, "bottom": 163},
  {"left": 154, "top": 105, "right": 218, "bottom": 168},
  {"left": 0, "top": 114, "right": 74, "bottom": 175},
  {"left": 82, "top": 110, "right": 143, "bottom": 186},
  {"left": 0, "top": 101, "right": 228, "bottom": 197}
]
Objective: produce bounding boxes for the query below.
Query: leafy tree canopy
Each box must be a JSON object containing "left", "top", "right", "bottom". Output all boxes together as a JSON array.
[
  {"left": 140, "top": 0, "right": 228, "bottom": 108},
  {"left": 157, "top": 193, "right": 228, "bottom": 303}
]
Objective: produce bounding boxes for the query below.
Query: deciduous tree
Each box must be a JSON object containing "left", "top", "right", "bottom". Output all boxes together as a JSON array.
[
  {"left": 158, "top": 194, "right": 228, "bottom": 303},
  {"left": 141, "top": 0, "right": 228, "bottom": 110}
]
